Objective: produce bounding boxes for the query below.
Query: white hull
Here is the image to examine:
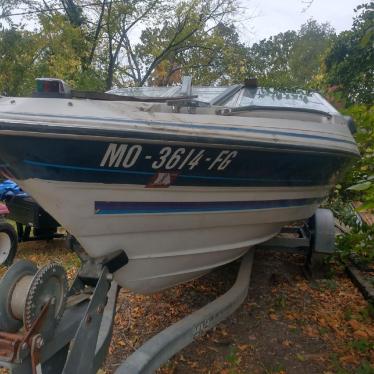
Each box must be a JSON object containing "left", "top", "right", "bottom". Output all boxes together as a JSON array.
[{"left": 18, "top": 179, "right": 328, "bottom": 293}]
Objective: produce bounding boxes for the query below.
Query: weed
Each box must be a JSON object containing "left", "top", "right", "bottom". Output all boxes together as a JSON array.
[
  {"left": 356, "top": 360, "right": 374, "bottom": 374},
  {"left": 349, "top": 339, "right": 374, "bottom": 353},
  {"left": 288, "top": 325, "right": 298, "bottom": 333},
  {"left": 330, "top": 353, "right": 350, "bottom": 374},
  {"left": 295, "top": 353, "right": 306, "bottom": 362},
  {"left": 271, "top": 362, "right": 286, "bottom": 373},
  {"left": 343, "top": 307, "right": 353, "bottom": 321},
  {"left": 274, "top": 294, "right": 287, "bottom": 310},
  {"left": 260, "top": 362, "right": 286, "bottom": 374},
  {"left": 225, "top": 346, "right": 241, "bottom": 372},
  {"left": 318, "top": 326, "right": 329, "bottom": 335},
  {"left": 321, "top": 279, "right": 338, "bottom": 291},
  {"left": 358, "top": 305, "right": 374, "bottom": 322}
]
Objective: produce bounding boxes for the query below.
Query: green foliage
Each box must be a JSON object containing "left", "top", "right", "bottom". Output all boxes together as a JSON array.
[
  {"left": 356, "top": 361, "right": 374, "bottom": 374},
  {"left": 181, "top": 22, "right": 250, "bottom": 85},
  {"left": 35, "top": 14, "right": 88, "bottom": 87},
  {"left": 0, "top": 0, "right": 369, "bottom": 95},
  {"left": 336, "top": 226, "right": 374, "bottom": 266},
  {"left": 248, "top": 20, "right": 335, "bottom": 90},
  {"left": 247, "top": 30, "right": 298, "bottom": 87},
  {"left": 0, "top": 28, "right": 40, "bottom": 95},
  {"left": 225, "top": 346, "right": 241, "bottom": 373},
  {"left": 328, "top": 191, "right": 358, "bottom": 228},
  {"left": 328, "top": 105, "right": 374, "bottom": 265},
  {"left": 323, "top": 2, "right": 374, "bottom": 104},
  {"left": 343, "top": 105, "right": 374, "bottom": 210},
  {"left": 1, "top": 0, "right": 240, "bottom": 90},
  {"left": 131, "top": 0, "right": 240, "bottom": 86},
  {"left": 349, "top": 339, "right": 374, "bottom": 353},
  {"left": 141, "top": 21, "right": 249, "bottom": 86},
  {"left": 0, "top": 11, "right": 107, "bottom": 94},
  {"left": 289, "top": 21, "right": 335, "bottom": 87}
]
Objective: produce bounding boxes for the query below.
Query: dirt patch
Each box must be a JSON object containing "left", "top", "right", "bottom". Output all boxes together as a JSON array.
[
  {"left": 1, "top": 242, "right": 373, "bottom": 374},
  {"left": 105, "top": 250, "right": 374, "bottom": 374}
]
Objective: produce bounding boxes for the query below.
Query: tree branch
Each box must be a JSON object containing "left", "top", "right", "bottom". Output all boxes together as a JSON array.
[{"left": 86, "top": 0, "right": 107, "bottom": 68}]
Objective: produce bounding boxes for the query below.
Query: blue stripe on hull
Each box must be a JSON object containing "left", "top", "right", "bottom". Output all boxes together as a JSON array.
[
  {"left": 94, "top": 198, "right": 322, "bottom": 215},
  {"left": 23, "top": 159, "right": 310, "bottom": 184}
]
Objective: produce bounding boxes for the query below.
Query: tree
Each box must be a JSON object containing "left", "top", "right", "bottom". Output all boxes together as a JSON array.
[
  {"left": 8, "top": 0, "right": 239, "bottom": 89},
  {"left": 143, "top": 22, "right": 249, "bottom": 86},
  {"left": 36, "top": 14, "right": 91, "bottom": 86},
  {"left": 0, "top": 9, "right": 105, "bottom": 95},
  {"left": 1, "top": 1, "right": 355, "bottom": 94},
  {"left": 123, "top": 0, "right": 238, "bottom": 87},
  {"left": 289, "top": 20, "right": 335, "bottom": 86},
  {"left": 322, "top": 3, "right": 374, "bottom": 267},
  {"left": 97, "top": 0, "right": 162, "bottom": 89},
  {"left": 247, "top": 20, "right": 335, "bottom": 89},
  {"left": 0, "top": 0, "right": 25, "bottom": 29},
  {"left": 247, "top": 30, "right": 298, "bottom": 87},
  {"left": 323, "top": 2, "right": 374, "bottom": 104},
  {"left": 0, "top": 29, "right": 40, "bottom": 95}
]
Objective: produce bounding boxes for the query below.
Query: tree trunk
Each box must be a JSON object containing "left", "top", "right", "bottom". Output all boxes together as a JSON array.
[{"left": 106, "top": 59, "right": 115, "bottom": 90}]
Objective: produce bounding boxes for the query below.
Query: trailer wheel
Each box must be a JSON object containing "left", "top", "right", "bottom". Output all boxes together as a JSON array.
[
  {"left": 0, "top": 222, "right": 18, "bottom": 266},
  {"left": 306, "top": 208, "right": 335, "bottom": 273},
  {"left": 309, "top": 209, "right": 335, "bottom": 255}
]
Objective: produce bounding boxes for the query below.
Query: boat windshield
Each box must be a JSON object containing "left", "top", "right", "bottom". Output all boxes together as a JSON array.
[
  {"left": 108, "top": 86, "right": 229, "bottom": 103},
  {"left": 108, "top": 85, "right": 338, "bottom": 114},
  {"left": 222, "top": 87, "right": 338, "bottom": 114}
]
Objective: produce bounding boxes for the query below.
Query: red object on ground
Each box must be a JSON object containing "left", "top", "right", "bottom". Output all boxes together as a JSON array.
[{"left": 0, "top": 203, "right": 9, "bottom": 215}]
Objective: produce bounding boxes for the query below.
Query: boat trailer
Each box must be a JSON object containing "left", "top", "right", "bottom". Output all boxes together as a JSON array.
[{"left": 0, "top": 209, "right": 335, "bottom": 374}]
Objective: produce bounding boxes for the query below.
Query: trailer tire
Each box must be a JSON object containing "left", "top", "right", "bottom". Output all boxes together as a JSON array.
[
  {"left": 0, "top": 222, "right": 18, "bottom": 266},
  {"left": 306, "top": 209, "right": 335, "bottom": 276},
  {"left": 309, "top": 208, "right": 335, "bottom": 255}
]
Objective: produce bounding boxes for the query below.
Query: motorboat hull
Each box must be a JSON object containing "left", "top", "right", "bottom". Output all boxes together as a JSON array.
[
  {"left": 0, "top": 97, "right": 359, "bottom": 293},
  {"left": 19, "top": 179, "right": 327, "bottom": 292}
]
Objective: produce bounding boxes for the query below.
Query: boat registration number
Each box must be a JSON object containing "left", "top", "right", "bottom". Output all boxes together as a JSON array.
[{"left": 100, "top": 143, "right": 238, "bottom": 171}]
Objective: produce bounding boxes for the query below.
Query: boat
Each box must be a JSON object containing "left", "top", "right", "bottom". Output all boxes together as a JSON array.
[{"left": 0, "top": 77, "right": 359, "bottom": 293}]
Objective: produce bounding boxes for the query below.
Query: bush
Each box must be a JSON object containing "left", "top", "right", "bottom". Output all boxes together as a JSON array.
[{"left": 328, "top": 105, "right": 374, "bottom": 266}]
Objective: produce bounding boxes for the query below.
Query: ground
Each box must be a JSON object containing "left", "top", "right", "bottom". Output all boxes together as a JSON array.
[{"left": 0, "top": 241, "right": 373, "bottom": 374}]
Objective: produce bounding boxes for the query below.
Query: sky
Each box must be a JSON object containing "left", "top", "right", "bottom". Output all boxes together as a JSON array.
[{"left": 240, "top": 0, "right": 364, "bottom": 43}]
